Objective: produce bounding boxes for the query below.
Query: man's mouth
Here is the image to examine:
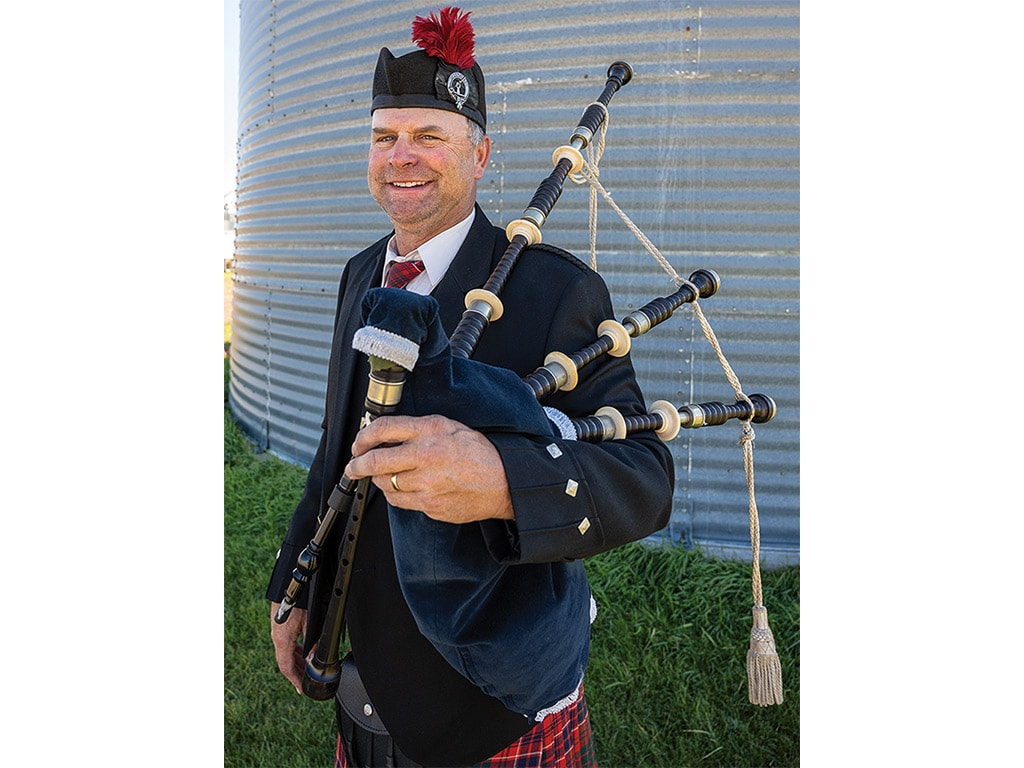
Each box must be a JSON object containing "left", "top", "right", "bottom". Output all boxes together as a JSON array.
[{"left": 390, "top": 181, "right": 429, "bottom": 188}]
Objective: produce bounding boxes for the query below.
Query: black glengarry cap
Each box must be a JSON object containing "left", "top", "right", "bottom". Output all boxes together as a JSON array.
[{"left": 371, "top": 6, "right": 486, "bottom": 131}]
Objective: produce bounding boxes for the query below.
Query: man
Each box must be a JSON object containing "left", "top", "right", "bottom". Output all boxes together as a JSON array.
[{"left": 267, "top": 7, "right": 674, "bottom": 766}]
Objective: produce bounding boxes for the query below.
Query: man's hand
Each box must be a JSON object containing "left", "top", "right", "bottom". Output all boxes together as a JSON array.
[
  {"left": 344, "top": 414, "right": 515, "bottom": 523},
  {"left": 270, "top": 603, "right": 310, "bottom": 694}
]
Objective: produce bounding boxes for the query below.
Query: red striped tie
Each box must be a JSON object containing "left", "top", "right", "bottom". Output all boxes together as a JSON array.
[{"left": 384, "top": 259, "right": 425, "bottom": 289}]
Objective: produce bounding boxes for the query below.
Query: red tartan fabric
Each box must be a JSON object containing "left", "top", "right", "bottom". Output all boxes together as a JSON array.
[
  {"left": 385, "top": 259, "right": 425, "bottom": 289},
  {"left": 334, "top": 686, "right": 596, "bottom": 768},
  {"left": 476, "top": 687, "right": 596, "bottom": 768}
]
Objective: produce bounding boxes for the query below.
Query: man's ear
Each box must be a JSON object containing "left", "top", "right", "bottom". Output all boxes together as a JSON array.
[{"left": 474, "top": 135, "right": 491, "bottom": 180}]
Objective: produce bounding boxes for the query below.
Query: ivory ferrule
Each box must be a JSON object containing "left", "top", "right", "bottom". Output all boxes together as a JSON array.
[
  {"left": 543, "top": 351, "right": 579, "bottom": 392},
  {"left": 597, "top": 319, "right": 631, "bottom": 357},
  {"left": 595, "top": 406, "right": 627, "bottom": 440},
  {"left": 464, "top": 289, "right": 504, "bottom": 322},
  {"left": 649, "top": 400, "right": 681, "bottom": 442},
  {"left": 552, "top": 145, "right": 585, "bottom": 175},
  {"left": 505, "top": 217, "right": 543, "bottom": 246}
]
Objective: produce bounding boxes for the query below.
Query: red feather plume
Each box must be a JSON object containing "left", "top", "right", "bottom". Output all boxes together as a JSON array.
[{"left": 412, "top": 6, "right": 476, "bottom": 70}]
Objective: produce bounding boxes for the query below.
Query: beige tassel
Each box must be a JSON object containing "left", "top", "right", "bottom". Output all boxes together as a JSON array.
[
  {"left": 680, "top": 298, "right": 785, "bottom": 706},
  {"left": 747, "top": 605, "right": 784, "bottom": 705}
]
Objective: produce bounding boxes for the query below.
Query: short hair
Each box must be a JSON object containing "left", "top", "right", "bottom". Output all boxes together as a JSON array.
[{"left": 467, "top": 120, "right": 486, "bottom": 147}]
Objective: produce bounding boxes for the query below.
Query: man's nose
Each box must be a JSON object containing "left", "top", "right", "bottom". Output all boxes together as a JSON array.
[{"left": 388, "top": 134, "right": 417, "bottom": 165}]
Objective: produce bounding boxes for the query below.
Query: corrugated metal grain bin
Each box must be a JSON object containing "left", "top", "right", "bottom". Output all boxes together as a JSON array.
[{"left": 227, "top": 0, "right": 799, "bottom": 565}]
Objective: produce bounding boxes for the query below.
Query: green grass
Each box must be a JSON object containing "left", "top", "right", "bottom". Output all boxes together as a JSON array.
[
  {"left": 224, "top": 360, "right": 799, "bottom": 767},
  {"left": 584, "top": 546, "right": 799, "bottom": 767},
  {"left": 224, "top": 270, "right": 234, "bottom": 348}
]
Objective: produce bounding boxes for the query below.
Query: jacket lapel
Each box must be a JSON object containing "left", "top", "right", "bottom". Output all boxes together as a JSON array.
[{"left": 431, "top": 205, "right": 500, "bottom": 337}]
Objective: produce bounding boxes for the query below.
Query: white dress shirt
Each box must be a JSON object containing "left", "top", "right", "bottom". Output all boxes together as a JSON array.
[{"left": 379, "top": 209, "right": 476, "bottom": 295}]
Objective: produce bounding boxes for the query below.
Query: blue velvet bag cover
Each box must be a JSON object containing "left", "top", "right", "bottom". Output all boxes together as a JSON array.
[{"left": 352, "top": 288, "right": 593, "bottom": 719}]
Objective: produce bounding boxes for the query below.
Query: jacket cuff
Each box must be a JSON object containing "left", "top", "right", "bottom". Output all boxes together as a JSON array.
[
  {"left": 483, "top": 433, "right": 606, "bottom": 564},
  {"left": 265, "top": 541, "right": 308, "bottom": 607}
]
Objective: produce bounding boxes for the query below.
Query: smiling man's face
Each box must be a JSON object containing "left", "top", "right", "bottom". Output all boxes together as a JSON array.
[{"left": 368, "top": 107, "right": 490, "bottom": 255}]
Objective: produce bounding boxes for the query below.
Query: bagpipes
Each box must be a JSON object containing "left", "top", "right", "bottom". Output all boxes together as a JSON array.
[{"left": 277, "top": 61, "right": 784, "bottom": 712}]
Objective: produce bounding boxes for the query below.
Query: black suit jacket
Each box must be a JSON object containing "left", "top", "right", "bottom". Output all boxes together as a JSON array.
[{"left": 267, "top": 206, "right": 674, "bottom": 765}]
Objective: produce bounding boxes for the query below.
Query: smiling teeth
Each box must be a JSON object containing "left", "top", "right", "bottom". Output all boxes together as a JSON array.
[{"left": 392, "top": 181, "right": 426, "bottom": 187}]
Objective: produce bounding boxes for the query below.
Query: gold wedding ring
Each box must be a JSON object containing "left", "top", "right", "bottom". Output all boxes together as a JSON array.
[{"left": 390, "top": 473, "right": 401, "bottom": 492}]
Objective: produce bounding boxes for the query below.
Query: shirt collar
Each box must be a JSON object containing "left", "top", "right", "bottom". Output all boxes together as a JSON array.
[{"left": 382, "top": 209, "right": 476, "bottom": 295}]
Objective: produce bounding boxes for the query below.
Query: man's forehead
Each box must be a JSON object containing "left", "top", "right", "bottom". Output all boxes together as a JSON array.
[{"left": 371, "top": 107, "right": 469, "bottom": 132}]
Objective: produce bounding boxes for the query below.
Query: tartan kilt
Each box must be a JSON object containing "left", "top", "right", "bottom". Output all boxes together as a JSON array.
[{"left": 335, "top": 684, "right": 597, "bottom": 768}]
